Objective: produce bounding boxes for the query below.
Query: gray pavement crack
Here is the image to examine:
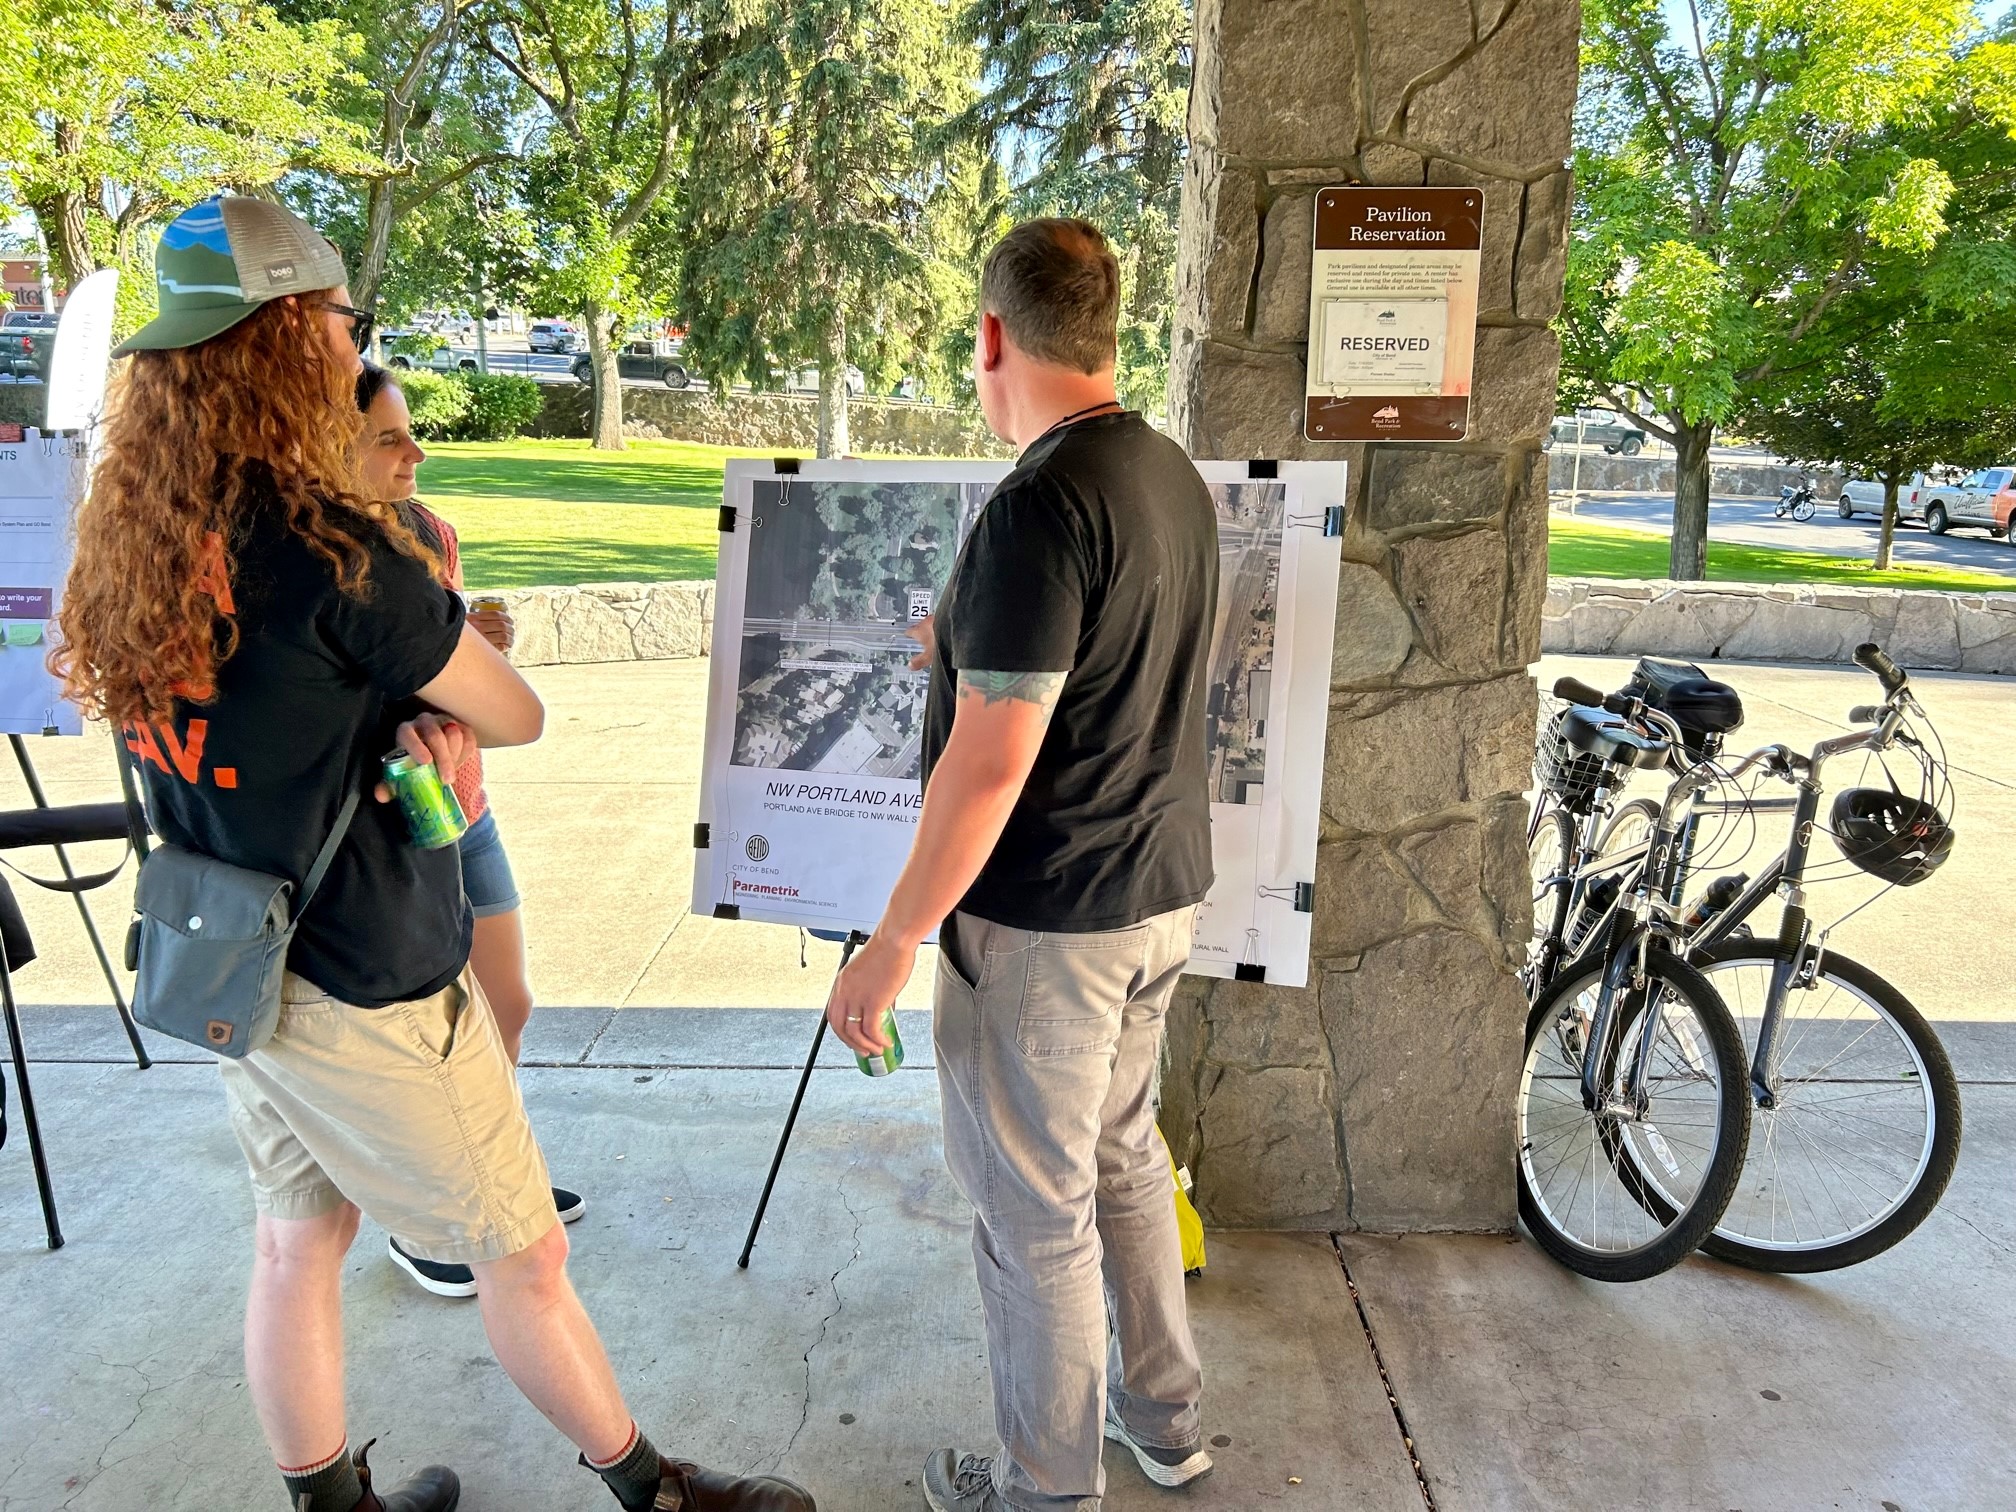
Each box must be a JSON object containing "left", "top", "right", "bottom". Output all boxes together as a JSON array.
[
  {"left": 1331, "top": 1237, "right": 1438, "bottom": 1512},
  {"left": 765, "top": 1153, "right": 865, "bottom": 1476},
  {"left": 1940, "top": 1205, "right": 2014, "bottom": 1258}
]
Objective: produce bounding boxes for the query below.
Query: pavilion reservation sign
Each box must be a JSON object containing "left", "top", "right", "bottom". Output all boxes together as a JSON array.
[{"left": 1303, "top": 187, "right": 1484, "bottom": 443}]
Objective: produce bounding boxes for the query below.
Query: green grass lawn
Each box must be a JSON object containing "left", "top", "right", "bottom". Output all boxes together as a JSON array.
[
  {"left": 1549, "top": 516, "right": 2016, "bottom": 594},
  {"left": 417, "top": 438, "right": 2016, "bottom": 595},
  {"left": 416, "top": 437, "right": 772, "bottom": 587}
]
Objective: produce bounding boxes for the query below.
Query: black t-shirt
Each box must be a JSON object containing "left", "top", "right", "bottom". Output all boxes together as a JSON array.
[
  {"left": 922, "top": 410, "right": 1218, "bottom": 933},
  {"left": 129, "top": 469, "right": 470, "bottom": 1008}
]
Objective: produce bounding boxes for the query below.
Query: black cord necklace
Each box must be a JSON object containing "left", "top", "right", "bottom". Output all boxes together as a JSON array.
[{"left": 1032, "top": 399, "right": 1125, "bottom": 445}]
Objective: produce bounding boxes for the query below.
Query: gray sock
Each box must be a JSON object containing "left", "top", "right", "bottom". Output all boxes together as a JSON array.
[
  {"left": 281, "top": 1443, "right": 364, "bottom": 1511},
  {"left": 585, "top": 1425, "right": 664, "bottom": 1510}
]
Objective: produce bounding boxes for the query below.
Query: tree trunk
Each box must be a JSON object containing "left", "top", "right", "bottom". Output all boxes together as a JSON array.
[
  {"left": 816, "top": 311, "right": 849, "bottom": 459},
  {"left": 1876, "top": 471, "right": 1901, "bottom": 571},
  {"left": 1668, "top": 419, "right": 1715, "bottom": 580},
  {"left": 584, "top": 297, "right": 625, "bottom": 451},
  {"left": 354, "top": 176, "right": 398, "bottom": 316},
  {"left": 29, "top": 122, "right": 97, "bottom": 289}
]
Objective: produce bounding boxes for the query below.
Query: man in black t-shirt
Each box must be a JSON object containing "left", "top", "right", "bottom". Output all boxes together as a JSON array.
[{"left": 827, "top": 220, "right": 1217, "bottom": 1512}]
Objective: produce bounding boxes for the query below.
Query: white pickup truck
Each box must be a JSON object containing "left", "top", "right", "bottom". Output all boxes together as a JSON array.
[{"left": 1836, "top": 474, "right": 1930, "bottom": 523}]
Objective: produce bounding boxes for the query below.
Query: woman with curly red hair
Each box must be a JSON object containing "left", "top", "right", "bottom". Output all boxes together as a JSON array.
[{"left": 56, "top": 197, "right": 813, "bottom": 1512}]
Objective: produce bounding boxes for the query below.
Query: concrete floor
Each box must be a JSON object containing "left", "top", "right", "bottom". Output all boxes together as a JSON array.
[{"left": 3, "top": 655, "right": 2014, "bottom": 1508}]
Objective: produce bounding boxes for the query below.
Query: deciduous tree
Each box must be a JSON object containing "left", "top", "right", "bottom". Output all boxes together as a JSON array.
[{"left": 1562, "top": 0, "right": 2016, "bottom": 578}]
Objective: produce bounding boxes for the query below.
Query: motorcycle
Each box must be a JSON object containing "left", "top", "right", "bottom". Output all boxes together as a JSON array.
[{"left": 1775, "top": 481, "right": 1817, "bottom": 521}]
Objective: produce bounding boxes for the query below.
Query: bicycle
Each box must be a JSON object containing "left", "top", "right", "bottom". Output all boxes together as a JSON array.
[
  {"left": 1548, "top": 645, "right": 1962, "bottom": 1273},
  {"left": 1516, "top": 696, "right": 1752, "bottom": 1283}
]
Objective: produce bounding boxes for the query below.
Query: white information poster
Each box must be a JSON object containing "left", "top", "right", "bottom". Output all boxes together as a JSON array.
[
  {"left": 693, "top": 458, "right": 1344, "bottom": 986},
  {"left": 0, "top": 431, "right": 86, "bottom": 735}
]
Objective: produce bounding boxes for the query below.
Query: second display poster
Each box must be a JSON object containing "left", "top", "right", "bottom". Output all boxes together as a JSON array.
[{"left": 693, "top": 457, "right": 1343, "bottom": 986}]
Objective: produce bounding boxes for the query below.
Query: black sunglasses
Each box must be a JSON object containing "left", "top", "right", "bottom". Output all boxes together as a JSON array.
[{"left": 318, "top": 301, "right": 377, "bottom": 353}]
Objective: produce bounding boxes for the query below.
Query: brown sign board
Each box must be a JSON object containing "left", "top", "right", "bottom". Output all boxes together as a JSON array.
[{"left": 1303, "top": 186, "right": 1484, "bottom": 443}]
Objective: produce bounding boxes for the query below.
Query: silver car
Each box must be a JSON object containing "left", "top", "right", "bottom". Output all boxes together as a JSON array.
[{"left": 1836, "top": 474, "right": 1929, "bottom": 523}]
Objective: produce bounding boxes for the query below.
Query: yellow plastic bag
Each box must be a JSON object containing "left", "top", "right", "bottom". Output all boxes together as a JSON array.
[{"left": 1158, "top": 1125, "right": 1207, "bottom": 1275}]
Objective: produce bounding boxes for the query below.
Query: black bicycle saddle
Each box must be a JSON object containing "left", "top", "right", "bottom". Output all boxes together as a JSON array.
[{"left": 1560, "top": 705, "right": 1673, "bottom": 770}]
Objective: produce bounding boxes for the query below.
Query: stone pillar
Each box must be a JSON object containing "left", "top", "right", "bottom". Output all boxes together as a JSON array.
[{"left": 1164, "top": 0, "right": 1579, "bottom": 1230}]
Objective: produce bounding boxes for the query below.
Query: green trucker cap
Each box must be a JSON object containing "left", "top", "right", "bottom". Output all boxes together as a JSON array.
[{"left": 115, "top": 196, "right": 348, "bottom": 355}]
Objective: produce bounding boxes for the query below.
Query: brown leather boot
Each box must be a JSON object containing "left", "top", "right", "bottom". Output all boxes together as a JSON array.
[
  {"left": 351, "top": 1439, "right": 460, "bottom": 1512},
  {"left": 635, "top": 1456, "right": 817, "bottom": 1511}
]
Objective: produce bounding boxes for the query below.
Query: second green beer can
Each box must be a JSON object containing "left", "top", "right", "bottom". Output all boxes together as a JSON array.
[
  {"left": 856, "top": 1006, "right": 904, "bottom": 1077},
  {"left": 382, "top": 748, "right": 468, "bottom": 849}
]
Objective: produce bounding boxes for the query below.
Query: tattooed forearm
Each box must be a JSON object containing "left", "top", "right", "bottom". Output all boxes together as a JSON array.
[{"left": 959, "top": 669, "right": 1068, "bottom": 708}]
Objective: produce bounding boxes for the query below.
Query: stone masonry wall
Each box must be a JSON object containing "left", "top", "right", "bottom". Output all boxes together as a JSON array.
[
  {"left": 1165, "top": 0, "right": 1580, "bottom": 1232},
  {"left": 529, "top": 383, "right": 1011, "bottom": 457},
  {"left": 492, "top": 581, "right": 713, "bottom": 666},
  {"left": 1545, "top": 578, "right": 2016, "bottom": 673}
]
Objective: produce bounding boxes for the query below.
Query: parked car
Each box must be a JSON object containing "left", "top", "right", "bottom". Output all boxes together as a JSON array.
[
  {"left": 528, "top": 320, "right": 579, "bottom": 354},
  {"left": 1836, "top": 473, "right": 1931, "bottom": 524},
  {"left": 0, "top": 327, "right": 53, "bottom": 381},
  {"left": 1, "top": 310, "right": 59, "bottom": 331},
  {"left": 572, "top": 339, "right": 692, "bottom": 388},
  {"left": 386, "top": 340, "right": 479, "bottom": 374},
  {"left": 1920, "top": 465, "right": 2016, "bottom": 542},
  {"left": 1541, "top": 408, "right": 1648, "bottom": 455},
  {"left": 781, "top": 364, "right": 866, "bottom": 397}
]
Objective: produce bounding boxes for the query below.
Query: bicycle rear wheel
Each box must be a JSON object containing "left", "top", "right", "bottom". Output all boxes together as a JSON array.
[
  {"left": 1687, "top": 942, "right": 1962, "bottom": 1272},
  {"left": 1517, "top": 949, "right": 1751, "bottom": 1281}
]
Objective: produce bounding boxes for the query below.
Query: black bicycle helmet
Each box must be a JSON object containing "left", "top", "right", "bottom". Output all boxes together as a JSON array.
[{"left": 1829, "top": 788, "right": 1954, "bottom": 886}]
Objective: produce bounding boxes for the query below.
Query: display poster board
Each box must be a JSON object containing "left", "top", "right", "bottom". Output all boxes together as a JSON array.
[
  {"left": 0, "top": 431, "right": 86, "bottom": 734},
  {"left": 1303, "top": 186, "right": 1483, "bottom": 443},
  {"left": 692, "top": 458, "right": 1345, "bottom": 986}
]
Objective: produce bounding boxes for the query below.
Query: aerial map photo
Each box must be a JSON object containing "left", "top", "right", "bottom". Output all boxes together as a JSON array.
[
  {"left": 1206, "top": 481, "right": 1284, "bottom": 806},
  {"left": 732, "top": 478, "right": 994, "bottom": 778}
]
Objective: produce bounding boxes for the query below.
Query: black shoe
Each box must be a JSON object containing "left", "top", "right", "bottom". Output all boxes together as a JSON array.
[
  {"left": 554, "top": 1186, "right": 587, "bottom": 1224},
  {"left": 1104, "top": 1407, "right": 1214, "bottom": 1487},
  {"left": 646, "top": 1455, "right": 817, "bottom": 1511},
  {"left": 353, "top": 1438, "right": 460, "bottom": 1511},
  {"left": 387, "top": 1237, "right": 477, "bottom": 1299}
]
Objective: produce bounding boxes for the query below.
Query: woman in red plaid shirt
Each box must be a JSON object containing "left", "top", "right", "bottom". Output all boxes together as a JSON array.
[{"left": 355, "top": 362, "right": 584, "bottom": 1298}]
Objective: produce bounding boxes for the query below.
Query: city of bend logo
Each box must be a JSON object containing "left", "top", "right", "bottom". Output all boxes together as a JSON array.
[{"left": 746, "top": 834, "right": 771, "bottom": 862}]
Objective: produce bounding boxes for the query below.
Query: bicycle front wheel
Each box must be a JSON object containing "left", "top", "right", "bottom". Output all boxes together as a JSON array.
[
  {"left": 1517, "top": 949, "right": 1751, "bottom": 1282},
  {"left": 1792, "top": 498, "right": 1816, "bottom": 521},
  {"left": 1687, "top": 942, "right": 1962, "bottom": 1273}
]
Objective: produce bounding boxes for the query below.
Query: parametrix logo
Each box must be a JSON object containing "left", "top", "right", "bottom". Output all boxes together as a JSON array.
[{"left": 745, "top": 834, "right": 771, "bottom": 862}]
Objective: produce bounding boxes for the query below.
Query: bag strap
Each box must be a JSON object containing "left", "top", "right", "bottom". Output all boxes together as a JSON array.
[
  {"left": 0, "top": 734, "right": 152, "bottom": 895},
  {"left": 296, "top": 788, "right": 361, "bottom": 914}
]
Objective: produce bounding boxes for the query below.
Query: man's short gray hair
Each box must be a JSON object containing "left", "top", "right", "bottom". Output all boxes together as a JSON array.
[{"left": 980, "top": 218, "right": 1120, "bottom": 375}]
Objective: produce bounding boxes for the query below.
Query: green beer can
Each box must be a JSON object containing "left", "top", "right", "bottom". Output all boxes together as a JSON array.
[
  {"left": 856, "top": 1006, "right": 905, "bottom": 1077},
  {"left": 382, "top": 748, "right": 468, "bottom": 849}
]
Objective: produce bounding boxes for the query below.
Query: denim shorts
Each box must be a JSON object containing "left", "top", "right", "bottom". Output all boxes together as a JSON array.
[{"left": 458, "top": 809, "right": 521, "bottom": 918}]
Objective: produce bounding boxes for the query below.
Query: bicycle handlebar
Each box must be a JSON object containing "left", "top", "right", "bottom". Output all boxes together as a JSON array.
[
  {"left": 1853, "top": 642, "right": 1909, "bottom": 696},
  {"left": 1848, "top": 704, "right": 1882, "bottom": 725}
]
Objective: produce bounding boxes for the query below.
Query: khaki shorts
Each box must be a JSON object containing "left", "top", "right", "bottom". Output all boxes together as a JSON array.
[{"left": 218, "top": 970, "right": 554, "bottom": 1265}]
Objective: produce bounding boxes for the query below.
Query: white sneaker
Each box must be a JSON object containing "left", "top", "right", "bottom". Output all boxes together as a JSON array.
[{"left": 1104, "top": 1408, "right": 1213, "bottom": 1488}]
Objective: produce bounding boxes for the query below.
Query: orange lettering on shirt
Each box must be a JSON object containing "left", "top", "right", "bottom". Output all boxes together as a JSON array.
[
  {"left": 214, "top": 767, "right": 237, "bottom": 789},
  {"left": 156, "top": 719, "right": 208, "bottom": 784},
  {"left": 194, "top": 531, "right": 236, "bottom": 615},
  {"left": 124, "top": 721, "right": 170, "bottom": 777}
]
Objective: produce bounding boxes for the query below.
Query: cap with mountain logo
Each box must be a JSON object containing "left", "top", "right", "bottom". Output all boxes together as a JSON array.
[{"left": 114, "top": 196, "right": 348, "bottom": 355}]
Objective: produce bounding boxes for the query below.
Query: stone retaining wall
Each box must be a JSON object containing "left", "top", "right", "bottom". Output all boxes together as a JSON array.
[
  {"left": 529, "top": 383, "right": 1010, "bottom": 457},
  {"left": 494, "top": 580, "right": 713, "bottom": 665},
  {"left": 1544, "top": 577, "right": 2016, "bottom": 673},
  {"left": 1547, "top": 450, "right": 1842, "bottom": 498}
]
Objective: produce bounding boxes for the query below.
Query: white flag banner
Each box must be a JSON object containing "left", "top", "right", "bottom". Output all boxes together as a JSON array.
[{"left": 692, "top": 457, "right": 1343, "bottom": 986}]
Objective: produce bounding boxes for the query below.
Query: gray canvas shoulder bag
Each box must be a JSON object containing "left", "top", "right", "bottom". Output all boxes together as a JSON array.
[{"left": 129, "top": 789, "right": 359, "bottom": 1058}]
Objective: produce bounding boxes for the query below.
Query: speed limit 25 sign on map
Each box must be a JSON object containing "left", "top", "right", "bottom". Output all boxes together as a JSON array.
[{"left": 1303, "top": 186, "right": 1483, "bottom": 443}]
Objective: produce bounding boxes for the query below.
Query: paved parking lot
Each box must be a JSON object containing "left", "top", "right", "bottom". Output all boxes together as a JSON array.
[{"left": 1562, "top": 490, "right": 2016, "bottom": 578}]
